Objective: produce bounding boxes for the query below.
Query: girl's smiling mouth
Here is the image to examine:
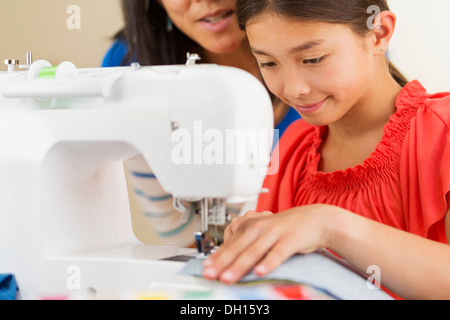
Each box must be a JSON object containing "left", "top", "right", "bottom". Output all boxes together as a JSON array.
[{"left": 295, "top": 97, "right": 329, "bottom": 114}]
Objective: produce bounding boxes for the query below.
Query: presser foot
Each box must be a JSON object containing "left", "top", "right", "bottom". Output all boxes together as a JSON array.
[{"left": 194, "top": 231, "right": 217, "bottom": 258}]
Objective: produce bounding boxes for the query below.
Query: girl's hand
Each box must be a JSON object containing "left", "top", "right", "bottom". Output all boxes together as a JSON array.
[
  {"left": 203, "top": 204, "right": 337, "bottom": 284},
  {"left": 223, "top": 210, "right": 273, "bottom": 242}
]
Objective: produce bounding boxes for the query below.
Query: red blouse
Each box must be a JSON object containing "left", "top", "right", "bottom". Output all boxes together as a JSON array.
[{"left": 257, "top": 81, "right": 450, "bottom": 243}]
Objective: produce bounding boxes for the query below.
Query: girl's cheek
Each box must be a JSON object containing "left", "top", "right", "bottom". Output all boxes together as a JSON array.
[{"left": 265, "top": 75, "right": 285, "bottom": 100}]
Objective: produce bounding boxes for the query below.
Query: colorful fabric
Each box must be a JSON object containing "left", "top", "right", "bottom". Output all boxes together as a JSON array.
[{"left": 0, "top": 274, "right": 18, "bottom": 300}]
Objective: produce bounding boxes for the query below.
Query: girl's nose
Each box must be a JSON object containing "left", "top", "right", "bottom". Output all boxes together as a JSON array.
[{"left": 283, "top": 71, "right": 311, "bottom": 101}]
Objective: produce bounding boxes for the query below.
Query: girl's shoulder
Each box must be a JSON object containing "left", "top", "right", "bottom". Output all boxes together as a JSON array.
[
  {"left": 396, "top": 82, "right": 450, "bottom": 242},
  {"left": 424, "top": 90, "right": 450, "bottom": 129},
  {"left": 396, "top": 80, "right": 450, "bottom": 131}
]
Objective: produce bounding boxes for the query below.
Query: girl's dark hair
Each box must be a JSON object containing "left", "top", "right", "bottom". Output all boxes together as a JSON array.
[
  {"left": 119, "top": 0, "right": 201, "bottom": 65},
  {"left": 236, "top": 0, "right": 408, "bottom": 87}
]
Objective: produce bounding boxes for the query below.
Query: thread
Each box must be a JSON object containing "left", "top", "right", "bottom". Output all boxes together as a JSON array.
[
  {"left": 38, "top": 66, "right": 58, "bottom": 79},
  {"left": 37, "top": 61, "right": 76, "bottom": 79}
]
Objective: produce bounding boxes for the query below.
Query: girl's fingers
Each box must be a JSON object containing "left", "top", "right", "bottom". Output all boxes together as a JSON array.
[
  {"left": 204, "top": 217, "right": 282, "bottom": 283},
  {"left": 205, "top": 206, "right": 330, "bottom": 284},
  {"left": 215, "top": 230, "right": 280, "bottom": 284},
  {"left": 253, "top": 238, "right": 300, "bottom": 277},
  {"left": 203, "top": 224, "right": 261, "bottom": 279}
]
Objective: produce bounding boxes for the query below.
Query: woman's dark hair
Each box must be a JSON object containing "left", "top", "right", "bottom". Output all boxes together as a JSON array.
[
  {"left": 118, "top": 0, "right": 202, "bottom": 65},
  {"left": 236, "top": 0, "right": 408, "bottom": 86},
  {"left": 118, "top": 0, "right": 281, "bottom": 103}
]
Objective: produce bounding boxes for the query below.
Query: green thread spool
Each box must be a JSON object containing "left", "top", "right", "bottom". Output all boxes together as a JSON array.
[
  {"left": 38, "top": 66, "right": 58, "bottom": 79},
  {"left": 37, "top": 62, "right": 76, "bottom": 79}
]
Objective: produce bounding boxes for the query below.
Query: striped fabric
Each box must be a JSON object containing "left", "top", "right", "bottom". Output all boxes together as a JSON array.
[{"left": 124, "top": 155, "right": 244, "bottom": 247}]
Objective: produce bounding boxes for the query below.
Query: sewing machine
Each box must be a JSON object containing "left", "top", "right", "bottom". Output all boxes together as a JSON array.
[{"left": 0, "top": 54, "right": 274, "bottom": 299}]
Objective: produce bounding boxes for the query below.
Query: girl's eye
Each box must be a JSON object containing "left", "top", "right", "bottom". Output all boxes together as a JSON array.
[
  {"left": 259, "top": 62, "right": 277, "bottom": 69},
  {"left": 303, "top": 56, "right": 325, "bottom": 65}
]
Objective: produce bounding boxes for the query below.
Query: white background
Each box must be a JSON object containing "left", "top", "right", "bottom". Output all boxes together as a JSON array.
[{"left": 389, "top": 0, "right": 450, "bottom": 92}]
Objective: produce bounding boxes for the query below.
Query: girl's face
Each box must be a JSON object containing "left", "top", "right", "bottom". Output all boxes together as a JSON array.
[
  {"left": 159, "top": 0, "right": 246, "bottom": 54},
  {"left": 246, "top": 13, "right": 375, "bottom": 126}
]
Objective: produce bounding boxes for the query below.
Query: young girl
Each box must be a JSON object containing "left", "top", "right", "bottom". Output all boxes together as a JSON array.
[
  {"left": 102, "top": 0, "right": 300, "bottom": 247},
  {"left": 203, "top": 0, "right": 450, "bottom": 300}
]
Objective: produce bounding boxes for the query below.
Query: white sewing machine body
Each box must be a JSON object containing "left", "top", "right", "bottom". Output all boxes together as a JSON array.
[{"left": 0, "top": 61, "right": 273, "bottom": 299}]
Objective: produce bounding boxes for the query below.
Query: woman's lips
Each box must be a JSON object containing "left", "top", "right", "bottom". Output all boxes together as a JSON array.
[
  {"left": 198, "top": 10, "right": 235, "bottom": 33},
  {"left": 295, "top": 97, "right": 328, "bottom": 114}
]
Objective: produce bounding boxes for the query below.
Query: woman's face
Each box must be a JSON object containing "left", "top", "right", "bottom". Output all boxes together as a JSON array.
[
  {"left": 159, "top": 0, "right": 246, "bottom": 54},
  {"left": 246, "top": 13, "right": 375, "bottom": 127}
]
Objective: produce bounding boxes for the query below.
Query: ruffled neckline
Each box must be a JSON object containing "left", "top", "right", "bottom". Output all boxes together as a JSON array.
[{"left": 305, "top": 80, "right": 429, "bottom": 190}]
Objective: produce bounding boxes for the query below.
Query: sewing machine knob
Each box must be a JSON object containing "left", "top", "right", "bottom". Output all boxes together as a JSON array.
[
  {"left": 4, "top": 59, "right": 19, "bottom": 72},
  {"left": 131, "top": 62, "right": 141, "bottom": 70},
  {"left": 4, "top": 53, "right": 33, "bottom": 72},
  {"left": 26, "top": 52, "right": 33, "bottom": 65},
  {"left": 19, "top": 52, "right": 33, "bottom": 69},
  {"left": 185, "top": 53, "right": 201, "bottom": 66}
]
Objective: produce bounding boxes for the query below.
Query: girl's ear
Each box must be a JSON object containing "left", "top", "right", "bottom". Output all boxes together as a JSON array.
[{"left": 371, "top": 11, "right": 397, "bottom": 56}]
